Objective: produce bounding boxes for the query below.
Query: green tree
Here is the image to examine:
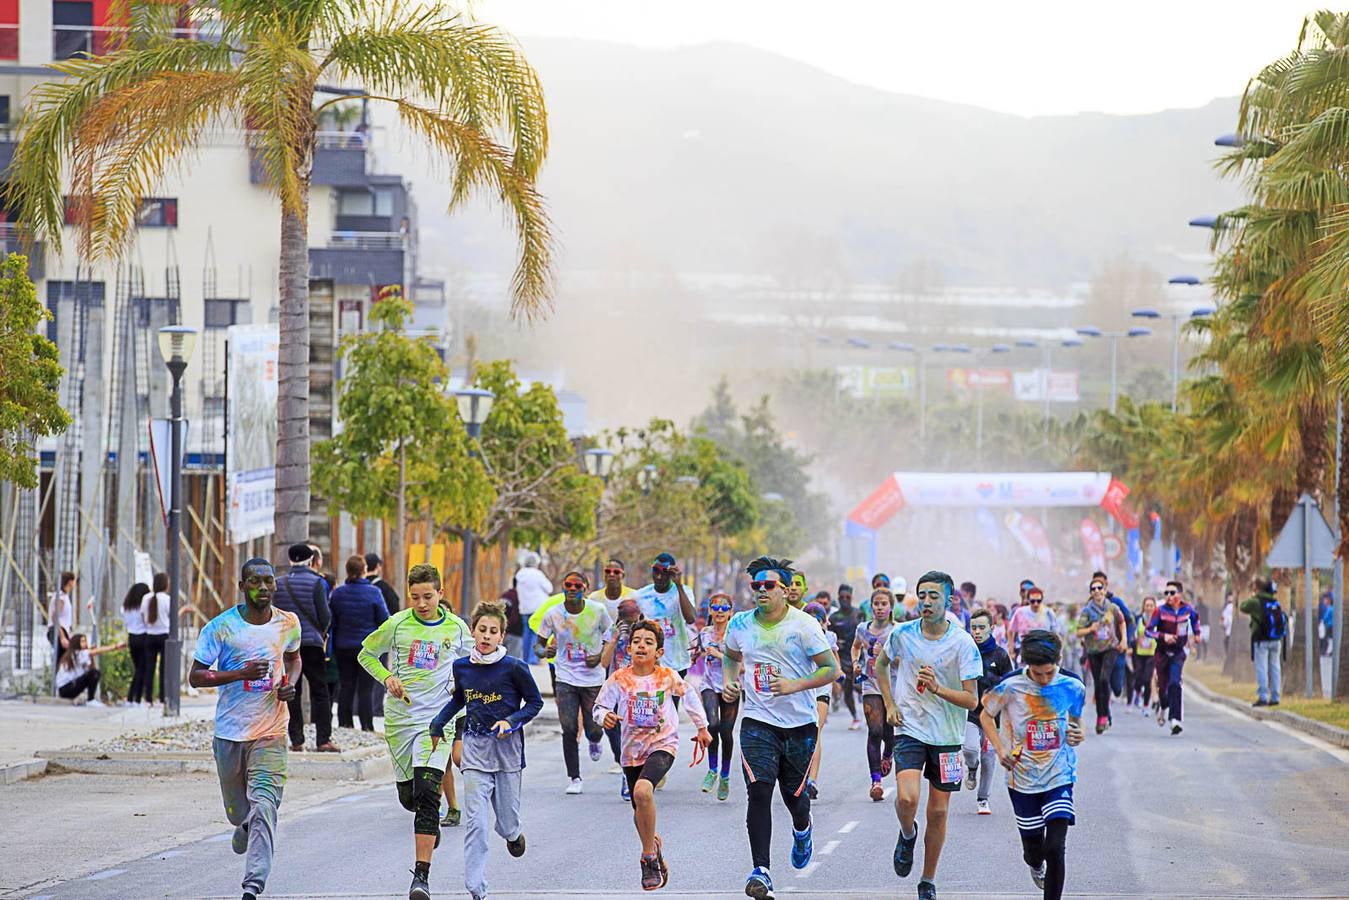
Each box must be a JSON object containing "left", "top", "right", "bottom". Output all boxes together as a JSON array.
[
  {"left": 8, "top": 0, "right": 553, "bottom": 552},
  {"left": 0, "top": 253, "right": 70, "bottom": 488}
]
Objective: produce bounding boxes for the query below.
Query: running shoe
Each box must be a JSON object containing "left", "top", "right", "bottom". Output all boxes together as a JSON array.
[
  {"left": 869, "top": 781, "right": 884, "bottom": 802},
  {"left": 657, "top": 774, "right": 668, "bottom": 790},
  {"left": 744, "top": 866, "right": 774, "bottom": 899},
  {"left": 880, "top": 753, "right": 893, "bottom": 777},
  {"left": 848, "top": 719, "right": 862, "bottom": 731},
  {"left": 1170, "top": 720, "right": 1183, "bottom": 735},
  {"left": 806, "top": 779, "right": 818, "bottom": 800},
  {"left": 1252, "top": 699, "right": 1269, "bottom": 707},
  {"left": 1095, "top": 716, "right": 1107, "bottom": 734},
  {"left": 976, "top": 799, "right": 991, "bottom": 815},
  {"left": 963, "top": 764, "right": 977, "bottom": 790},
  {"left": 791, "top": 818, "right": 813, "bottom": 869},
  {"left": 506, "top": 833, "right": 527, "bottom": 857},
  {"left": 640, "top": 854, "right": 663, "bottom": 891},
  {"left": 565, "top": 778, "right": 583, "bottom": 795},
  {"left": 408, "top": 869, "right": 431, "bottom": 900},
  {"left": 702, "top": 770, "right": 718, "bottom": 793},
  {"left": 440, "top": 807, "right": 460, "bottom": 827},
  {"left": 1030, "top": 860, "right": 1047, "bottom": 890},
  {"left": 621, "top": 775, "right": 632, "bottom": 802},
  {"left": 589, "top": 740, "right": 603, "bottom": 762},
  {"left": 1155, "top": 705, "right": 1166, "bottom": 726},
  {"left": 608, "top": 762, "right": 624, "bottom": 774},
  {"left": 653, "top": 836, "right": 669, "bottom": 887},
  {"left": 717, "top": 776, "right": 730, "bottom": 801},
  {"left": 894, "top": 827, "right": 918, "bottom": 877},
  {"left": 917, "top": 879, "right": 937, "bottom": 900},
  {"left": 231, "top": 823, "right": 248, "bottom": 855}
]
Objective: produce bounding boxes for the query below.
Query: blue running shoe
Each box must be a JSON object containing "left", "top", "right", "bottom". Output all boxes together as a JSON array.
[
  {"left": 917, "top": 879, "right": 938, "bottom": 900},
  {"left": 894, "top": 827, "right": 918, "bottom": 877},
  {"left": 620, "top": 775, "right": 632, "bottom": 802},
  {"left": 791, "top": 818, "right": 813, "bottom": 869},
  {"left": 744, "top": 866, "right": 773, "bottom": 899}
]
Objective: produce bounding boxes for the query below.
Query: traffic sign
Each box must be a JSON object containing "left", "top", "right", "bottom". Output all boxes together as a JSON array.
[
  {"left": 1267, "top": 493, "right": 1336, "bottom": 569},
  {"left": 1102, "top": 534, "right": 1124, "bottom": 560}
]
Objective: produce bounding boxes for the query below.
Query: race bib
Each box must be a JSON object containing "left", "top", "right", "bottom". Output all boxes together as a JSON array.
[
  {"left": 865, "top": 655, "right": 877, "bottom": 680},
  {"left": 752, "top": 662, "right": 780, "bottom": 693},
  {"left": 564, "top": 641, "right": 589, "bottom": 663},
  {"left": 1139, "top": 636, "right": 1157, "bottom": 653},
  {"left": 1026, "top": 719, "right": 1062, "bottom": 752},
  {"left": 627, "top": 691, "right": 660, "bottom": 728},
  {"left": 1094, "top": 623, "right": 1111, "bottom": 642},
  {"left": 660, "top": 617, "right": 676, "bottom": 638},
  {"left": 242, "top": 659, "right": 275, "bottom": 693},
  {"left": 407, "top": 639, "right": 440, "bottom": 671},
  {"left": 938, "top": 751, "right": 963, "bottom": 784}
]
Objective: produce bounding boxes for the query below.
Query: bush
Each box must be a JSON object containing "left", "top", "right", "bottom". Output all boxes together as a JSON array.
[{"left": 98, "top": 645, "right": 133, "bottom": 702}]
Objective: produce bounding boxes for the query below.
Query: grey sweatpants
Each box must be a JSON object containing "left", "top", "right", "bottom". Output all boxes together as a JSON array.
[
  {"left": 463, "top": 767, "right": 523, "bottom": 899},
  {"left": 213, "top": 735, "right": 287, "bottom": 895},
  {"left": 962, "top": 720, "right": 997, "bottom": 802}
]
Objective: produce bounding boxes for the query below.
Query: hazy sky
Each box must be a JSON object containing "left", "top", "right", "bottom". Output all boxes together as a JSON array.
[{"left": 476, "top": 0, "right": 1316, "bottom": 117}]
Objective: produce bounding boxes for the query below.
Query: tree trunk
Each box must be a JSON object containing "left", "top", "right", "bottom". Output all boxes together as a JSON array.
[
  {"left": 495, "top": 517, "right": 512, "bottom": 598},
  {"left": 273, "top": 178, "right": 312, "bottom": 559},
  {"left": 391, "top": 438, "right": 406, "bottom": 595}
]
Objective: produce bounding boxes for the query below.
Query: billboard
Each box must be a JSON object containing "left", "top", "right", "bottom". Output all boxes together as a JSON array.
[
  {"left": 836, "top": 365, "right": 913, "bottom": 398},
  {"left": 1013, "top": 369, "right": 1080, "bottom": 402},
  {"left": 226, "top": 324, "right": 279, "bottom": 545}
]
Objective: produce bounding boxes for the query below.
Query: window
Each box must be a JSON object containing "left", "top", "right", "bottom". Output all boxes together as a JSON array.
[
  {"left": 372, "top": 187, "right": 394, "bottom": 217},
  {"left": 204, "top": 298, "right": 248, "bottom": 329},
  {"left": 337, "top": 189, "right": 373, "bottom": 216},
  {"left": 52, "top": 1, "right": 94, "bottom": 60},
  {"left": 0, "top": 96, "right": 10, "bottom": 126},
  {"left": 63, "top": 196, "right": 177, "bottom": 227}
]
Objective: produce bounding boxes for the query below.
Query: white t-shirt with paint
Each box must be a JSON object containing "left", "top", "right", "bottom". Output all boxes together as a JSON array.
[
  {"left": 885, "top": 618, "right": 983, "bottom": 746},
  {"left": 724, "top": 606, "right": 832, "bottom": 729}
]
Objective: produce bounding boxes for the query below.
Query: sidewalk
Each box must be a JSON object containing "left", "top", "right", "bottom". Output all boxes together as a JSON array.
[{"left": 1188, "top": 660, "right": 1349, "bottom": 751}]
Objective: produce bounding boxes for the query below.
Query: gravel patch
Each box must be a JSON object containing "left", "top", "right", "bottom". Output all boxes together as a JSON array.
[{"left": 60, "top": 721, "right": 388, "bottom": 754}]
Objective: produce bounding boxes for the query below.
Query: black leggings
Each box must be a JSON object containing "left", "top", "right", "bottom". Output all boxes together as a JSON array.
[
  {"left": 396, "top": 766, "right": 446, "bottom": 836},
  {"left": 58, "top": 669, "right": 100, "bottom": 701},
  {"left": 700, "top": 688, "right": 739, "bottom": 770},
  {"left": 143, "top": 633, "right": 167, "bottom": 703},
  {"left": 862, "top": 695, "right": 895, "bottom": 778},
  {"left": 335, "top": 648, "right": 376, "bottom": 731},
  {"left": 1086, "top": 649, "right": 1117, "bottom": 720},
  {"left": 839, "top": 664, "right": 858, "bottom": 719},
  {"left": 746, "top": 779, "right": 810, "bottom": 869},
  {"left": 1019, "top": 818, "right": 1069, "bottom": 900},
  {"left": 1132, "top": 654, "right": 1154, "bottom": 706}
]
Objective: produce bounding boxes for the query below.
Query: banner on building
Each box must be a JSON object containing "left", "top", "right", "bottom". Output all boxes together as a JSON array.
[
  {"left": 1013, "top": 369, "right": 1081, "bottom": 403},
  {"left": 948, "top": 368, "right": 1012, "bottom": 391},
  {"left": 836, "top": 365, "right": 913, "bottom": 398},
  {"left": 1079, "top": 517, "right": 1106, "bottom": 571},
  {"left": 1005, "top": 511, "right": 1054, "bottom": 568},
  {"left": 226, "top": 324, "right": 279, "bottom": 545}
]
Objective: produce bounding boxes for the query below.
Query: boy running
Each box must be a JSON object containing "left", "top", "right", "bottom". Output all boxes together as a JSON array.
[
  {"left": 429, "top": 600, "right": 543, "bottom": 900},
  {"left": 722, "top": 556, "right": 839, "bottom": 900},
  {"left": 963, "top": 607, "right": 1013, "bottom": 814},
  {"left": 594, "top": 621, "right": 711, "bottom": 890},
  {"left": 853, "top": 588, "right": 897, "bottom": 800},
  {"left": 189, "top": 558, "right": 302, "bottom": 900},
  {"left": 877, "top": 570, "right": 982, "bottom": 900},
  {"left": 635, "top": 552, "right": 697, "bottom": 682},
  {"left": 692, "top": 592, "right": 738, "bottom": 800},
  {"left": 359, "top": 564, "right": 473, "bottom": 900},
  {"left": 602, "top": 597, "right": 643, "bottom": 798},
  {"left": 979, "top": 630, "right": 1086, "bottom": 900}
]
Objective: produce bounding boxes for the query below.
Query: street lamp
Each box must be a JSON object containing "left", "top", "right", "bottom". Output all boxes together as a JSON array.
[
  {"left": 1075, "top": 326, "right": 1151, "bottom": 414},
  {"left": 156, "top": 325, "right": 197, "bottom": 717},
  {"left": 638, "top": 464, "right": 657, "bottom": 495},
  {"left": 583, "top": 448, "right": 615, "bottom": 586},
  {"left": 1132, "top": 281, "right": 1215, "bottom": 411},
  {"left": 454, "top": 387, "right": 495, "bottom": 616}
]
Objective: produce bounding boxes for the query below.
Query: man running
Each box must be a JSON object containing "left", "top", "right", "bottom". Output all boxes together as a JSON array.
[
  {"left": 189, "top": 558, "right": 302, "bottom": 900},
  {"left": 592, "top": 557, "right": 637, "bottom": 620},
  {"left": 635, "top": 552, "right": 697, "bottom": 684},
  {"left": 877, "top": 570, "right": 982, "bottom": 900},
  {"left": 1074, "top": 579, "right": 1126, "bottom": 734},
  {"left": 1147, "top": 580, "right": 1201, "bottom": 735},
  {"left": 964, "top": 607, "right": 1012, "bottom": 814},
  {"left": 1009, "top": 586, "right": 1056, "bottom": 664},
  {"left": 359, "top": 564, "right": 473, "bottom": 900},
  {"left": 722, "top": 556, "right": 839, "bottom": 899},
  {"left": 828, "top": 584, "right": 862, "bottom": 730},
  {"left": 980, "top": 630, "right": 1086, "bottom": 900}
]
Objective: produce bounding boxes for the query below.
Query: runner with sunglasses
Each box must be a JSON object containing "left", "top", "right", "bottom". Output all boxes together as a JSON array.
[
  {"left": 1074, "top": 579, "right": 1126, "bottom": 734},
  {"left": 592, "top": 557, "right": 638, "bottom": 621},
  {"left": 722, "top": 557, "right": 839, "bottom": 899},
  {"left": 1147, "top": 580, "right": 1201, "bottom": 735},
  {"left": 1009, "top": 587, "right": 1056, "bottom": 665},
  {"left": 535, "top": 571, "right": 613, "bottom": 794},
  {"left": 635, "top": 552, "right": 698, "bottom": 705},
  {"left": 693, "top": 592, "right": 738, "bottom": 800},
  {"left": 877, "top": 571, "right": 981, "bottom": 900},
  {"left": 852, "top": 587, "right": 897, "bottom": 801}
]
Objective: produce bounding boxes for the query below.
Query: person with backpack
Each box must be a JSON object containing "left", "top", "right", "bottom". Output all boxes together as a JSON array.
[{"left": 1241, "top": 578, "right": 1285, "bottom": 707}]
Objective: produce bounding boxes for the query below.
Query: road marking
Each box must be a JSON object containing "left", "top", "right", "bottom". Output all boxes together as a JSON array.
[
  {"left": 795, "top": 861, "right": 821, "bottom": 878},
  {"left": 838, "top": 820, "right": 858, "bottom": 833},
  {"left": 821, "top": 839, "right": 841, "bottom": 855},
  {"left": 83, "top": 869, "right": 125, "bottom": 881}
]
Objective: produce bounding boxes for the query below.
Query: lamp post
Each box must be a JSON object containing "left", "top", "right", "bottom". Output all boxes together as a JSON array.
[
  {"left": 583, "top": 448, "right": 615, "bottom": 587},
  {"left": 454, "top": 387, "right": 495, "bottom": 617},
  {"left": 1131, "top": 280, "right": 1215, "bottom": 412},
  {"left": 1075, "top": 325, "right": 1152, "bottom": 414},
  {"left": 638, "top": 464, "right": 656, "bottom": 496},
  {"left": 156, "top": 325, "right": 197, "bottom": 717}
]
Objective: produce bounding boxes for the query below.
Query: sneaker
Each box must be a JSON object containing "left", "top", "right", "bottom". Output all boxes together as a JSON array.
[
  {"left": 621, "top": 776, "right": 632, "bottom": 802},
  {"left": 893, "top": 827, "right": 918, "bottom": 877},
  {"left": 565, "top": 778, "right": 583, "bottom": 795},
  {"left": 806, "top": 779, "right": 818, "bottom": 800},
  {"left": 744, "top": 866, "right": 774, "bottom": 899},
  {"left": 640, "top": 854, "right": 664, "bottom": 891},
  {"left": 848, "top": 719, "right": 862, "bottom": 731},
  {"left": 1095, "top": 716, "right": 1107, "bottom": 734},
  {"left": 608, "top": 762, "right": 624, "bottom": 774},
  {"left": 87, "top": 698, "right": 105, "bottom": 707},
  {"left": 1030, "top": 861, "right": 1047, "bottom": 890},
  {"left": 440, "top": 807, "right": 460, "bottom": 827},
  {"left": 702, "top": 770, "right": 718, "bottom": 793},
  {"left": 589, "top": 740, "right": 603, "bottom": 762},
  {"left": 1269, "top": 700, "right": 1280, "bottom": 706},
  {"left": 917, "top": 880, "right": 937, "bottom": 900},
  {"left": 656, "top": 774, "right": 668, "bottom": 790},
  {"left": 231, "top": 823, "right": 248, "bottom": 855},
  {"left": 1170, "top": 720, "right": 1183, "bottom": 735},
  {"left": 717, "top": 776, "right": 730, "bottom": 801},
  {"left": 408, "top": 869, "right": 431, "bottom": 900},
  {"left": 880, "top": 753, "right": 893, "bottom": 777},
  {"left": 1252, "top": 699, "right": 1269, "bottom": 707},
  {"left": 869, "top": 781, "right": 884, "bottom": 802},
  {"left": 963, "top": 764, "right": 977, "bottom": 791},
  {"left": 653, "top": 836, "right": 669, "bottom": 887},
  {"left": 976, "top": 799, "right": 991, "bottom": 816},
  {"left": 506, "top": 833, "right": 526, "bottom": 857},
  {"left": 1155, "top": 705, "right": 1166, "bottom": 727},
  {"left": 791, "top": 818, "right": 813, "bottom": 869}
]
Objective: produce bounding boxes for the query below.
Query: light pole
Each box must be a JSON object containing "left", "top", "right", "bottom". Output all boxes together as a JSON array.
[
  {"left": 638, "top": 464, "right": 656, "bottom": 496},
  {"left": 1131, "top": 281, "right": 1215, "bottom": 412},
  {"left": 156, "top": 325, "right": 197, "bottom": 717},
  {"left": 583, "top": 448, "right": 615, "bottom": 588},
  {"left": 1075, "top": 325, "right": 1151, "bottom": 414},
  {"left": 454, "top": 387, "right": 495, "bottom": 617}
]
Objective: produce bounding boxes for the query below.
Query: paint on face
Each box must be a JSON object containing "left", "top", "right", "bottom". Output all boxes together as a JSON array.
[
  {"left": 630, "top": 628, "right": 659, "bottom": 665},
  {"left": 1028, "top": 662, "right": 1058, "bottom": 686},
  {"left": 240, "top": 564, "right": 276, "bottom": 608},
  {"left": 970, "top": 618, "right": 991, "bottom": 642},
  {"left": 916, "top": 581, "right": 949, "bottom": 620},
  {"left": 753, "top": 574, "right": 786, "bottom": 615}
]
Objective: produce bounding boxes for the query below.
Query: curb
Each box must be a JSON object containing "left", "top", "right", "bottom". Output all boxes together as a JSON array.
[
  {"left": 35, "top": 744, "right": 393, "bottom": 780},
  {"left": 1189, "top": 679, "right": 1349, "bottom": 749},
  {"left": 0, "top": 758, "right": 48, "bottom": 784}
]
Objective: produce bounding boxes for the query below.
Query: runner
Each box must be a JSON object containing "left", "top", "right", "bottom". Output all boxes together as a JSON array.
[
  {"left": 1130, "top": 596, "right": 1158, "bottom": 713},
  {"left": 860, "top": 572, "right": 891, "bottom": 621},
  {"left": 828, "top": 584, "right": 863, "bottom": 730},
  {"left": 852, "top": 587, "right": 897, "bottom": 801},
  {"left": 188, "top": 558, "right": 302, "bottom": 900},
  {"left": 1093, "top": 571, "right": 1134, "bottom": 710},
  {"left": 428, "top": 600, "right": 543, "bottom": 900},
  {"left": 1147, "top": 580, "right": 1202, "bottom": 735},
  {"left": 535, "top": 570, "right": 613, "bottom": 794},
  {"left": 876, "top": 570, "right": 982, "bottom": 900},
  {"left": 1008, "top": 586, "right": 1056, "bottom": 664},
  {"left": 692, "top": 592, "right": 738, "bottom": 800},
  {"left": 358, "top": 564, "right": 474, "bottom": 900},
  {"left": 963, "top": 607, "right": 1013, "bottom": 814},
  {"left": 721, "top": 556, "right": 839, "bottom": 899},
  {"left": 593, "top": 621, "right": 711, "bottom": 891},
  {"left": 1074, "top": 579, "right": 1126, "bottom": 734},
  {"left": 786, "top": 572, "right": 808, "bottom": 609},
  {"left": 593, "top": 557, "right": 638, "bottom": 619},
  {"left": 635, "top": 552, "right": 698, "bottom": 695},
  {"left": 979, "top": 630, "right": 1086, "bottom": 900},
  {"left": 803, "top": 601, "right": 841, "bottom": 800},
  {"left": 602, "top": 597, "right": 643, "bottom": 798}
]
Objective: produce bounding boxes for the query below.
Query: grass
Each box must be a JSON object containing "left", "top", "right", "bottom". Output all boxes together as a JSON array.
[{"left": 1188, "top": 660, "right": 1349, "bottom": 731}]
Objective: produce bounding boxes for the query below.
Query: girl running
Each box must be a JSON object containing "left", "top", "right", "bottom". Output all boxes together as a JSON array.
[
  {"left": 692, "top": 592, "right": 737, "bottom": 800},
  {"left": 594, "top": 621, "right": 711, "bottom": 891},
  {"left": 852, "top": 587, "right": 897, "bottom": 801},
  {"left": 1131, "top": 596, "right": 1158, "bottom": 712},
  {"left": 804, "top": 601, "right": 841, "bottom": 800}
]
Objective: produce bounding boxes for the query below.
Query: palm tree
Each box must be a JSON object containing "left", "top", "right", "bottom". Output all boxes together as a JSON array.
[{"left": 8, "top": 0, "right": 553, "bottom": 550}]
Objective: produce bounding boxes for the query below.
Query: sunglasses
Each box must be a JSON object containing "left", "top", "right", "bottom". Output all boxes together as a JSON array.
[
  {"left": 563, "top": 581, "right": 586, "bottom": 591},
  {"left": 750, "top": 580, "right": 782, "bottom": 592},
  {"left": 1029, "top": 596, "right": 1043, "bottom": 603},
  {"left": 652, "top": 564, "right": 674, "bottom": 574},
  {"left": 603, "top": 567, "right": 624, "bottom": 576},
  {"left": 1163, "top": 589, "right": 1179, "bottom": 596},
  {"left": 915, "top": 590, "right": 944, "bottom": 600},
  {"left": 709, "top": 603, "right": 733, "bottom": 612},
  {"left": 1089, "top": 585, "right": 1105, "bottom": 592}
]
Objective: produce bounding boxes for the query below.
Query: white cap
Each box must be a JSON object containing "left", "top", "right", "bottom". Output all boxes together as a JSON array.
[{"left": 893, "top": 576, "right": 908, "bottom": 594}]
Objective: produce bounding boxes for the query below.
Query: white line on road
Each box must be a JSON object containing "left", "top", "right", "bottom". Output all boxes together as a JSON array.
[
  {"left": 795, "top": 861, "right": 821, "bottom": 878},
  {"left": 838, "top": 820, "right": 858, "bottom": 833},
  {"left": 821, "top": 839, "right": 841, "bottom": 855}
]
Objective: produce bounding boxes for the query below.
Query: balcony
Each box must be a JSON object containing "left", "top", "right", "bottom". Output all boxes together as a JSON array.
[
  {"left": 310, "top": 231, "right": 405, "bottom": 286},
  {"left": 335, "top": 214, "right": 393, "bottom": 232},
  {"left": 327, "top": 231, "right": 407, "bottom": 251},
  {"left": 311, "top": 132, "right": 369, "bottom": 187},
  {"left": 0, "top": 224, "right": 45, "bottom": 281},
  {"left": 52, "top": 23, "right": 219, "bottom": 61}
]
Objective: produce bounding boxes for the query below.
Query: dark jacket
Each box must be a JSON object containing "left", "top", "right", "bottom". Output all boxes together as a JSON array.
[
  {"left": 275, "top": 565, "right": 331, "bottom": 647},
  {"left": 1240, "top": 591, "right": 1284, "bottom": 642},
  {"left": 328, "top": 578, "right": 389, "bottom": 651},
  {"left": 372, "top": 577, "right": 401, "bottom": 615},
  {"left": 429, "top": 655, "right": 544, "bottom": 742},
  {"left": 969, "top": 636, "right": 1015, "bottom": 724}
]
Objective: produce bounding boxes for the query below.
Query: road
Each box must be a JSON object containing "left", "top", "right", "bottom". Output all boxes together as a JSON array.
[{"left": 26, "top": 689, "right": 1349, "bottom": 899}]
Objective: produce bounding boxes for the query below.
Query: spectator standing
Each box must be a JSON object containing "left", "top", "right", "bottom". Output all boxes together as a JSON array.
[
  {"left": 1242, "top": 578, "right": 1286, "bottom": 707},
  {"left": 1221, "top": 593, "right": 1234, "bottom": 656},
  {"left": 514, "top": 552, "right": 553, "bottom": 664},
  {"left": 330, "top": 555, "right": 390, "bottom": 731},
  {"left": 274, "top": 543, "right": 337, "bottom": 751},
  {"left": 56, "top": 633, "right": 122, "bottom": 704},
  {"left": 47, "top": 571, "right": 76, "bottom": 669},
  {"left": 141, "top": 573, "right": 172, "bottom": 704},
  {"left": 121, "top": 583, "right": 151, "bottom": 705},
  {"left": 500, "top": 577, "right": 524, "bottom": 659},
  {"left": 365, "top": 552, "right": 401, "bottom": 614}
]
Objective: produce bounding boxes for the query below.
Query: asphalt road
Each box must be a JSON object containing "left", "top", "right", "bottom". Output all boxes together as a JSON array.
[{"left": 27, "top": 689, "right": 1349, "bottom": 900}]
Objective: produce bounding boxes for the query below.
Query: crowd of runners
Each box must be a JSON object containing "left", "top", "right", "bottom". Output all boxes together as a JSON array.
[{"left": 189, "top": 547, "right": 1220, "bottom": 900}]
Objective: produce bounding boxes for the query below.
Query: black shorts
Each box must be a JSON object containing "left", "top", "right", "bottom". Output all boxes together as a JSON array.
[
  {"left": 623, "top": 750, "right": 675, "bottom": 805},
  {"left": 894, "top": 734, "right": 963, "bottom": 792},
  {"left": 739, "top": 717, "right": 817, "bottom": 796}
]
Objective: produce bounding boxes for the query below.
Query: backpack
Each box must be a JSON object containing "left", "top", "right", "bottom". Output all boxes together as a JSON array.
[{"left": 1261, "top": 598, "right": 1286, "bottom": 642}]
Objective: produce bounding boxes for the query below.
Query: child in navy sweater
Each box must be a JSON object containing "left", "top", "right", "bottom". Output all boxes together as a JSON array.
[{"left": 430, "top": 600, "right": 543, "bottom": 900}]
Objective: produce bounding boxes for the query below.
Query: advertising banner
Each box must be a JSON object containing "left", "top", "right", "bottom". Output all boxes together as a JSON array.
[
  {"left": 947, "top": 368, "right": 1013, "bottom": 391},
  {"left": 1079, "top": 517, "right": 1106, "bottom": 571},
  {"left": 226, "top": 324, "right": 279, "bottom": 545},
  {"left": 1006, "top": 511, "right": 1054, "bottom": 568},
  {"left": 888, "top": 472, "right": 1114, "bottom": 508},
  {"left": 836, "top": 365, "right": 914, "bottom": 398},
  {"left": 1013, "top": 369, "right": 1081, "bottom": 403}
]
